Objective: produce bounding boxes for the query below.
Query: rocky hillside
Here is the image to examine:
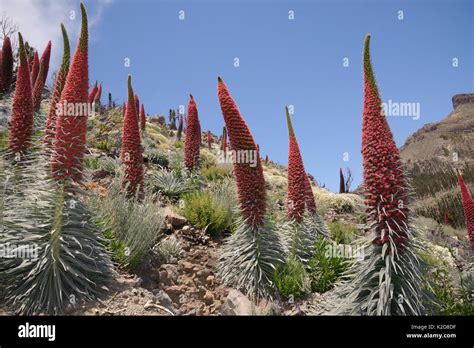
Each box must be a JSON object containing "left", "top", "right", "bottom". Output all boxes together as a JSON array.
[{"left": 400, "top": 93, "right": 474, "bottom": 228}]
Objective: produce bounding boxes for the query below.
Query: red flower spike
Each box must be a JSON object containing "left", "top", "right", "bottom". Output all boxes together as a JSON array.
[
  {"left": 8, "top": 33, "right": 34, "bottom": 155},
  {"left": 30, "top": 51, "right": 40, "bottom": 87},
  {"left": 44, "top": 24, "right": 70, "bottom": 147},
  {"left": 32, "top": 61, "right": 44, "bottom": 111},
  {"left": 140, "top": 103, "right": 146, "bottom": 131},
  {"left": 457, "top": 173, "right": 474, "bottom": 250},
  {"left": 51, "top": 3, "right": 89, "bottom": 182},
  {"left": 121, "top": 75, "right": 144, "bottom": 195},
  {"left": 88, "top": 82, "right": 98, "bottom": 104},
  {"left": 184, "top": 94, "right": 201, "bottom": 170},
  {"left": 362, "top": 34, "right": 408, "bottom": 247},
  {"left": 95, "top": 83, "right": 102, "bottom": 103},
  {"left": 217, "top": 77, "right": 266, "bottom": 227},
  {"left": 304, "top": 174, "right": 317, "bottom": 214},
  {"left": 0, "top": 36, "right": 13, "bottom": 93},
  {"left": 134, "top": 94, "right": 139, "bottom": 118},
  {"left": 285, "top": 106, "right": 307, "bottom": 222},
  {"left": 221, "top": 126, "right": 227, "bottom": 156},
  {"left": 39, "top": 41, "right": 52, "bottom": 87}
]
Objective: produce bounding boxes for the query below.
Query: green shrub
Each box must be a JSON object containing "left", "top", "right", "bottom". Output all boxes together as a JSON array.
[
  {"left": 202, "top": 164, "right": 232, "bottom": 182},
  {"left": 174, "top": 140, "right": 183, "bottom": 148},
  {"left": 94, "top": 176, "right": 165, "bottom": 270},
  {"left": 274, "top": 257, "right": 311, "bottom": 300},
  {"left": 0, "top": 131, "right": 7, "bottom": 151},
  {"left": 308, "top": 238, "right": 349, "bottom": 293},
  {"left": 328, "top": 221, "right": 358, "bottom": 244},
  {"left": 84, "top": 156, "right": 100, "bottom": 169},
  {"left": 182, "top": 191, "right": 232, "bottom": 235}
]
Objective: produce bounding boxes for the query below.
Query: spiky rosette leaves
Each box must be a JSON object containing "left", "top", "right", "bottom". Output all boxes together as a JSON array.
[
  {"left": 0, "top": 152, "right": 112, "bottom": 315},
  {"left": 32, "top": 61, "right": 44, "bottom": 112},
  {"left": 120, "top": 75, "right": 144, "bottom": 195},
  {"left": 140, "top": 103, "right": 146, "bottom": 131},
  {"left": 184, "top": 95, "right": 201, "bottom": 170},
  {"left": 457, "top": 174, "right": 474, "bottom": 250},
  {"left": 280, "top": 212, "right": 330, "bottom": 266},
  {"left": 8, "top": 33, "right": 34, "bottom": 155},
  {"left": 30, "top": 51, "right": 40, "bottom": 87},
  {"left": 286, "top": 106, "right": 307, "bottom": 222},
  {"left": 177, "top": 113, "right": 183, "bottom": 141},
  {"left": 39, "top": 41, "right": 52, "bottom": 87},
  {"left": 217, "top": 77, "right": 266, "bottom": 227},
  {"left": 44, "top": 24, "right": 70, "bottom": 148},
  {"left": 362, "top": 34, "right": 408, "bottom": 247},
  {"left": 0, "top": 36, "right": 13, "bottom": 94},
  {"left": 51, "top": 3, "right": 89, "bottom": 182},
  {"left": 327, "top": 222, "right": 431, "bottom": 315},
  {"left": 217, "top": 216, "right": 284, "bottom": 300},
  {"left": 87, "top": 82, "right": 97, "bottom": 104}
]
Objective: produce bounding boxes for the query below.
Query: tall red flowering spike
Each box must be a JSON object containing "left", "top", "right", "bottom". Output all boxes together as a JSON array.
[
  {"left": 39, "top": 41, "right": 52, "bottom": 87},
  {"left": 339, "top": 168, "right": 346, "bottom": 193},
  {"left": 51, "top": 3, "right": 89, "bottom": 181},
  {"left": 0, "top": 36, "right": 13, "bottom": 93},
  {"left": 32, "top": 61, "right": 44, "bottom": 111},
  {"left": 362, "top": 34, "right": 408, "bottom": 246},
  {"left": 304, "top": 174, "right": 317, "bottom": 214},
  {"left": 30, "top": 51, "right": 40, "bottom": 86},
  {"left": 88, "top": 82, "right": 98, "bottom": 104},
  {"left": 207, "top": 130, "right": 212, "bottom": 149},
  {"left": 44, "top": 24, "right": 70, "bottom": 148},
  {"left": 218, "top": 77, "right": 266, "bottom": 227},
  {"left": 221, "top": 126, "right": 227, "bottom": 155},
  {"left": 121, "top": 75, "right": 144, "bottom": 195},
  {"left": 8, "top": 33, "right": 34, "bottom": 155},
  {"left": 285, "top": 106, "right": 307, "bottom": 222},
  {"left": 184, "top": 94, "right": 201, "bottom": 170},
  {"left": 134, "top": 94, "right": 139, "bottom": 117},
  {"left": 140, "top": 103, "right": 146, "bottom": 130},
  {"left": 457, "top": 173, "right": 474, "bottom": 250},
  {"left": 95, "top": 83, "right": 102, "bottom": 103},
  {"left": 265, "top": 154, "right": 268, "bottom": 163}
]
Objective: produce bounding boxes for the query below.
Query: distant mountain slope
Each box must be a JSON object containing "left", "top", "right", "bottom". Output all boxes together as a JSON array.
[{"left": 400, "top": 94, "right": 474, "bottom": 227}]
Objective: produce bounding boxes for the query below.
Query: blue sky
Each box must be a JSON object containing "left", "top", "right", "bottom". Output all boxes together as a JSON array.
[{"left": 6, "top": 0, "right": 473, "bottom": 191}]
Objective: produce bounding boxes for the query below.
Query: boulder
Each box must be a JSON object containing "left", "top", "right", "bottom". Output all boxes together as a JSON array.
[
  {"left": 220, "top": 289, "right": 254, "bottom": 315},
  {"left": 164, "top": 207, "right": 187, "bottom": 229}
]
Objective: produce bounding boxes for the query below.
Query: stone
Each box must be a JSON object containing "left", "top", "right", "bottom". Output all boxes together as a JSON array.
[
  {"left": 203, "top": 291, "right": 214, "bottom": 305},
  {"left": 164, "top": 207, "right": 187, "bottom": 229},
  {"left": 153, "top": 289, "right": 174, "bottom": 309},
  {"left": 205, "top": 275, "right": 215, "bottom": 286},
  {"left": 159, "top": 264, "right": 179, "bottom": 286},
  {"left": 165, "top": 285, "right": 188, "bottom": 303},
  {"left": 220, "top": 290, "right": 254, "bottom": 315}
]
